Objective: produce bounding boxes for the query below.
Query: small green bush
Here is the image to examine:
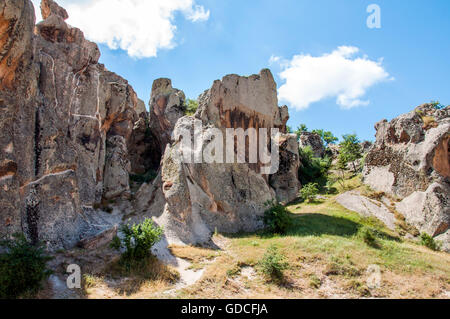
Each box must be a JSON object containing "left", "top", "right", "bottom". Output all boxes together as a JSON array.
[
  {"left": 257, "top": 245, "right": 289, "bottom": 280},
  {"left": 420, "top": 233, "right": 440, "bottom": 251},
  {"left": 263, "top": 200, "right": 292, "bottom": 234},
  {"left": 110, "top": 235, "right": 122, "bottom": 251},
  {"left": 120, "top": 219, "right": 164, "bottom": 261},
  {"left": 300, "top": 183, "right": 319, "bottom": 202},
  {"left": 185, "top": 99, "right": 199, "bottom": 116},
  {"left": 0, "top": 234, "right": 53, "bottom": 299},
  {"left": 359, "top": 227, "right": 379, "bottom": 248}
]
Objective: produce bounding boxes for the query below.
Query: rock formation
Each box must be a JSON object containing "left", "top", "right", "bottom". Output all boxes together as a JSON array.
[
  {"left": 0, "top": 0, "right": 148, "bottom": 249},
  {"left": 137, "top": 70, "right": 300, "bottom": 245},
  {"left": 363, "top": 103, "right": 449, "bottom": 249},
  {"left": 0, "top": 0, "right": 300, "bottom": 250},
  {"left": 299, "top": 132, "right": 325, "bottom": 158}
]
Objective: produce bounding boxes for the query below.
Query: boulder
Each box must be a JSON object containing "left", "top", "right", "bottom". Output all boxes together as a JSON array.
[
  {"left": 363, "top": 103, "right": 450, "bottom": 243},
  {"left": 336, "top": 190, "right": 397, "bottom": 231},
  {"left": 299, "top": 132, "right": 325, "bottom": 158}
]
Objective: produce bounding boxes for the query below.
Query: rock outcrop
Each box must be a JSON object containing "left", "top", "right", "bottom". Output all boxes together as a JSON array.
[
  {"left": 0, "top": 0, "right": 149, "bottom": 249},
  {"left": 0, "top": 1, "right": 300, "bottom": 251},
  {"left": 363, "top": 103, "right": 449, "bottom": 246},
  {"left": 137, "top": 70, "right": 300, "bottom": 245},
  {"left": 299, "top": 132, "right": 325, "bottom": 158}
]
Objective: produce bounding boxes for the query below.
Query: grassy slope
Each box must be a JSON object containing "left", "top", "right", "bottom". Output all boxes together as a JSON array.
[{"left": 175, "top": 196, "right": 449, "bottom": 299}]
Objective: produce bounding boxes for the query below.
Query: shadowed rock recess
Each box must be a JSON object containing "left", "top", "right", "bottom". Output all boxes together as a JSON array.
[{"left": 0, "top": 0, "right": 300, "bottom": 249}]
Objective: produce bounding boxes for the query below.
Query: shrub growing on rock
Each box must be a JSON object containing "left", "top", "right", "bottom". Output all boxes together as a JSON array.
[
  {"left": 120, "top": 219, "right": 164, "bottom": 261},
  {"left": 0, "top": 234, "right": 53, "bottom": 299},
  {"left": 263, "top": 201, "right": 292, "bottom": 234}
]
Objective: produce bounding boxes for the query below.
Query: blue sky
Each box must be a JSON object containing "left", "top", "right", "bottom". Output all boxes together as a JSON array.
[{"left": 33, "top": 0, "right": 450, "bottom": 141}]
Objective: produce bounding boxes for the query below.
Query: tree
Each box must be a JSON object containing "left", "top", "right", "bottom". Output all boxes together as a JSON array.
[
  {"left": 338, "top": 134, "right": 362, "bottom": 173},
  {"left": 312, "top": 129, "right": 338, "bottom": 146},
  {"left": 286, "top": 125, "right": 293, "bottom": 134},
  {"left": 185, "top": 99, "right": 199, "bottom": 116},
  {"left": 322, "top": 131, "right": 338, "bottom": 145},
  {"left": 295, "top": 124, "right": 308, "bottom": 140}
]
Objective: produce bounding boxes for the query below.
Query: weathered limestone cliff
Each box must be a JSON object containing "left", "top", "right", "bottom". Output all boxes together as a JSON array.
[
  {"left": 0, "top": 0, "right": 148, "bottom": 249},
  {"left": 363, "top": 103, "right": 449, "bottom": 249}
]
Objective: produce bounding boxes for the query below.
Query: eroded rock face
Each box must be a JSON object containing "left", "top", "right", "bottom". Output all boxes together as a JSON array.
[
  {"left": 149, "top": 78, "right": 186, "bottom": 155},
  {"left": 0, "top": 0, "right": 149, "bottom": 249},
  {"left": 270, "top": 134, "right": 301, "bottom": 203},
  {"left": 363, "top": 103, "right": 450, "bottom": 243},
  {"left": 137, "top": 70, "right": 300, "bottom": 245},
  {"left": 299, "top": 132, "right": 325, "bottom": 158}
]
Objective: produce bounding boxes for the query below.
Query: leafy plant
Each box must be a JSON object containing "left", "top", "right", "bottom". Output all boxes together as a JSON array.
[
  {"left": 430, "top": 100, "right": 445, "bottom": 110},
  {"left": 420, "top": 233, "right": 440, "bottom": 251},
  {"left": 312, "top": 129, "right": 338, "bottom": 146},
  {"left": 295, "top": 124, "right": 308, "bottom": 140},
  {"left": 298, "top": 146, "right": 331, "bottom": 187},
  {"left": 120, "top": 219, "right": 164, "bottom": 261},
  {"left": 185, "top": 99, "right": 199, "bottom": 116},
  {"left": 257, "top": 245, "right": 289, "bottom": 280},
  {"left": 263, "top": 200, "right": 292, "bottom": 234},
  {"left": 110, "top": 235, "right": 122, "bottom": 251},
  {"left": 0, "top": 234, "right": 53, "bottom": 299},
  {"left": 359, "top": 227, "right": 379, "bottom": 248},
  {"left": 338, "top": 134, "right": 363, "bottom": 173},
  {"left": 300, "top": 183, "right": 319, "bottom": 202}
]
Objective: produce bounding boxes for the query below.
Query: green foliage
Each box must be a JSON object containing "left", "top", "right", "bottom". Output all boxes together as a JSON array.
[
  {"left": 420, "top": 233, "right": 440, "bottom": 251},
  {"left": 312, "top": 129, "right": 338, "bottom": 146},
  {"left": 358, "top": 227, "right": 379, "bottom": 248},
  {"left": 286, "top": 125, "right": 293, "bottom": 134},
  {"left": 338, "top": 134, "right": 362, "bottom": 173},
  {"left": 129, "top": 169, "right": 157, "bottom": 185},
  {"left": 263, "top": 200, "right": 293, "bottom": 234},
  {"left": 120, "top": 219, "right": 164, "bottom": 261},
  {"left": 300, "top": 183, "right": 319, "bottom": 202},
  {"left": 110, "top": 236, "right": 122, "bottom": 251},
  {"left": 430, "top": 100, "right": 445, "bottom": 110},
  {"left": 185, "top": 99, "right": 199, "bottom": 116},
  {"left": 298, "top": 146, "right": 331, "bottom": 188},
  {"left": 0, "top": 234, "right": 53, "bottom": 299},
  {"left": 295, "top": 124, "right": 308, "bottom": 139},
  {"left": 257, "top": 245, "right": 289, "bottom": 280},
  {"left": 294, "top": 125, "right": 337, "bottom": 146}
]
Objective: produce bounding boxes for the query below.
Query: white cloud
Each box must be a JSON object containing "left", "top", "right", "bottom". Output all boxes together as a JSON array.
[
  {"left": 31, "top": 0, "right": 210, "bottom": 58},
  {"left": 275, "top": 46, "right": 392, "bottom": 110}
]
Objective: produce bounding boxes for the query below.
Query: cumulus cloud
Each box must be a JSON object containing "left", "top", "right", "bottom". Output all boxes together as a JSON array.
[
  {"left": 275, "top": 46, "right": 391, "bottom": 110},
  {"left": 31, "top": 0, "right": 210, "bottom": 58}
]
